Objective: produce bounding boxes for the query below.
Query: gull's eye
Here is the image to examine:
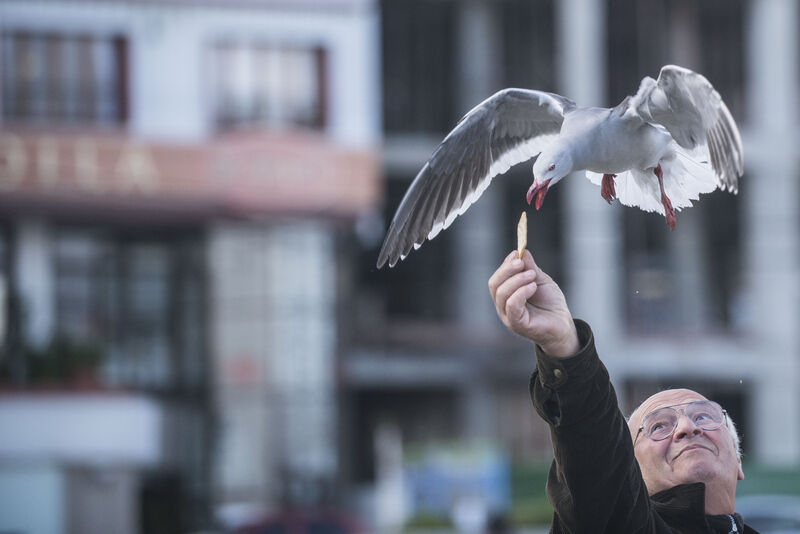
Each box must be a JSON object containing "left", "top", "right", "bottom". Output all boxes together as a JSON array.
[{"left": 548, "top": 164, "right": 556, "bottom": 172}]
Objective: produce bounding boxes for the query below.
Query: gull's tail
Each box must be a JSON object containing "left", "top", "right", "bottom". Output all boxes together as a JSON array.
[{"left": 585, "top": 143, "right": 718, "bottom": 216}]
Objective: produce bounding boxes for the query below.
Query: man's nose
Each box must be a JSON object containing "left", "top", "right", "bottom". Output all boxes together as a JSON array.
[{"left": 673, "top": 414, "right": 702, "bottom": 440}]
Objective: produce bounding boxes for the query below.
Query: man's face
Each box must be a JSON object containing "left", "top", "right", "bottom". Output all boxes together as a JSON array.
[{"left": 628, "top": 389, "right": 744, "bottom": 495}]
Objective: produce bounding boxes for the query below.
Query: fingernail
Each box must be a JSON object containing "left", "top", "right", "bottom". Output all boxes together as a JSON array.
[{"left": 511, "top": 259, "right": 523, "bottom": 268}]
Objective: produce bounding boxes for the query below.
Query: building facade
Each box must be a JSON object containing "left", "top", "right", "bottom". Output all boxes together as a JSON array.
[
  {"left": 1, "top": 0, "right": 799, "bottom": 533},
  {"left": 0, "top": 1, "right": 380, "bottom": 533}
]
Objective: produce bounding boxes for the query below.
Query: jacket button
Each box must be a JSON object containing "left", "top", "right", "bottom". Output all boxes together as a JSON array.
[{"left": 554, "top": 369, "right": 564, "bottom": 380}]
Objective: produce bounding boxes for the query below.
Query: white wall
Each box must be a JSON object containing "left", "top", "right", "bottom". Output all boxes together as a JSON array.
[{"left": 0, "top": 394, "right": 162, "bottom": 465}]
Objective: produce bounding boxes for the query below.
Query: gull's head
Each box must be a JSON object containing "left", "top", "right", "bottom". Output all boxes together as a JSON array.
[{"left": 527, "top": 149, "right": 573, "bottom": 209}]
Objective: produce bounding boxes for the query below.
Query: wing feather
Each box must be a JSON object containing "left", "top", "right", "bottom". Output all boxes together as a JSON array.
[
  {"left": 377, "top": 88, "right": 574, "bottom": 268},
  {"left": 629, "top": 65, "right": 744, "bottom": 194}
]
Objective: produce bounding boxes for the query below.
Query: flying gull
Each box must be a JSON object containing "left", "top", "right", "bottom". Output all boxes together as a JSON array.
[{"left": 377, "top": 65, "right": 743, "bottom": 268}]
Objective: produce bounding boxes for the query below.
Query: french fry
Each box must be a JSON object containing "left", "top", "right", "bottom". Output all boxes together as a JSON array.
[{"left": 517, "top": 211, "right": 527, "bottom": 259}]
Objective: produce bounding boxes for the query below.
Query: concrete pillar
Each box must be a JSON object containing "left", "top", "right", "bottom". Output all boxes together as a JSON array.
[
  {"left": 13, "top": 220, "right": 54, "bottom": 350},
  {"left": 453, "top": 0, "right": 504, "bottom": 330},
  {"left": 744, "top": 0, "right": 800, "bottom": 465},
  {"left": 665, "top": 5, "right": 710, "bottom": 332},
  {"left": 667, "top": 210, "right": 710, "bottom": 332},
  {"left": 556, "top": 0, "right": 623, "bottom": 352},
  {"left": 452, "top": 0, "right": 502, "bottom": 444}
]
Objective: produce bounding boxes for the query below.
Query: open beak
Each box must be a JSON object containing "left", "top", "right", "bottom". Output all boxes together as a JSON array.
[{"left": 526, "top": 178, "right": 552, "bottom": 210}]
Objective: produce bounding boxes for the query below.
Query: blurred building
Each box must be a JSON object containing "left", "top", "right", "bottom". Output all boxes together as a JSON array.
[
  {"left": 0, "top": 0, "right": 379, "bottom": 533},
  {"left": 1, "top": 0, "right": 799, "bottom": 533},
  {"left": 347, "top": 0, "right": 800, "bottom": 520}
]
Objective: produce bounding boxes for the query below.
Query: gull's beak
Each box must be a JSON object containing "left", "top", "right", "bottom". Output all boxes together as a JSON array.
[{"left": 526, "top": 178, "right": 552, "bottom": 210}]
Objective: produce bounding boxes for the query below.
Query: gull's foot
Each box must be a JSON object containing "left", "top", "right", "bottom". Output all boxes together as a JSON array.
[
  {"left": 662, "top": 194, "right": 676, "bottom": 230},
  {"left": 600, "top": 173, "right": 617, "bottom": 204}
]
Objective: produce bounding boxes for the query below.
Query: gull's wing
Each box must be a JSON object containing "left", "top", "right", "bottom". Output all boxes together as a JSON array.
[
  {"left": 377, "top": 88, "right": 574, "bottom": 268},
  {"left": 627, "top": 65, "right": 743, "bottom": 193}
]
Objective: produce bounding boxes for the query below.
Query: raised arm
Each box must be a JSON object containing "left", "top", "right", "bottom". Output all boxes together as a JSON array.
[{"left": 489, "top": 248, "right": 656, "bottom": 533}]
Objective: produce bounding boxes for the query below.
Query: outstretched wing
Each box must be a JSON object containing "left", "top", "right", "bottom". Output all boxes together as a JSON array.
[
  {"left": 626, "top": 65, "right": 743, "bottom": 193},
  {"left": 377, "top": 88, "right": 574, "bottom": 268}
]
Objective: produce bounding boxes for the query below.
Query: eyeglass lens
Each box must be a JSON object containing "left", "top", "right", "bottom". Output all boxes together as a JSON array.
[{"left": 642, "top": 401, "right": 724, "bottom": 441}]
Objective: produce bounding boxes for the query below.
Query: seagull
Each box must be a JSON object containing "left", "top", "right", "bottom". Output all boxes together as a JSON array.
[{"left": 377, "top": 65, "right": 743, "bottom": 268}]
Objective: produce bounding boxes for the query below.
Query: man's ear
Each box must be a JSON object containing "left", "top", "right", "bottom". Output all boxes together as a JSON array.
[{"left": 737, "top": 459, "right": 744, "bottom": 481}]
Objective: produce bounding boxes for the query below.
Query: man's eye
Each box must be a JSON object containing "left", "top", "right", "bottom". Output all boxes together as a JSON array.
[
  {"left": 694, "top": 413, "right": 712, "bottom": 422},
  {"left": 649, "top": 422, "right": 667, "bottom": 433}
]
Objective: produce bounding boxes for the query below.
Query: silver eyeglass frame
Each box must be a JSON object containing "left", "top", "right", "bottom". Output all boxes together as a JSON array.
[{"left": 633, "top": 400, "right": 728, "bottom": 447}]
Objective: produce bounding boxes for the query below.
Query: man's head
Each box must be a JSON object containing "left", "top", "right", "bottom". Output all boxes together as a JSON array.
[{"left": 627, "top": 389, "right": 744, "bottom": 501}]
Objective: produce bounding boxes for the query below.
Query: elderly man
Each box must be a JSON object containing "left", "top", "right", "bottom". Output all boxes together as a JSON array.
[{"left": 488, "top": 250, "right": 757, "bottom": 533}]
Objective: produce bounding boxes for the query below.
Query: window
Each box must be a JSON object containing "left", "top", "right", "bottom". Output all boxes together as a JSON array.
[
  {"left": 606, "top": 0, "right": 745, "bottom": 119},
  {"left": 608, "top": 0, "right": 745, "bottom": 333},
  {"left": 623, "top": 210, "right": 675, "bottom": 333},
  {"left": 698, "top": 187, "right": 742, "bottom": 329},
  {"left": 382, "top": 0, "right": 556, "bottom": 134},
  {"left": 500, "top": 0, "right": 556, "bottom": 92},
  {"left": 382, "top": 0, "right": 457, "bottom": 134},
  {"left": 115, "top": 243, "right": 172, "bottom": 386},
  {"left": 622, "top": 188, "right": 742, "bottom": 333},
  {"left": 1, "top": 32, "right": 127, "bottom": 125},
  {"left": 373, "top": 174, "right": 456, "bottom": 322},
  {"left": 54, "top": 234, "right": 114, "bottom": 344},
  {"left": 212, "top": 42, "right": 326, "bottom": 130},
  {"left": 53, "top": 230, "right": 206, "bottom": 390}
]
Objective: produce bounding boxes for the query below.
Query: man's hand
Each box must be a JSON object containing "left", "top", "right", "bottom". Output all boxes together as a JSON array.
[{"left": 488, "top": 249, "right": 580, "bottom": 357}]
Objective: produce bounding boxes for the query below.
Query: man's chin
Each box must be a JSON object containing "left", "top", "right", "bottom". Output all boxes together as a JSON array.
[{"left": 675, "top": 459, "right": 721, "bottom": 485}]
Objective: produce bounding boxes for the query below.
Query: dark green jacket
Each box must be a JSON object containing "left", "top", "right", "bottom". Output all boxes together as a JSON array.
[{"left": 529, "top": 320, "right": 759, "bottom": 534}]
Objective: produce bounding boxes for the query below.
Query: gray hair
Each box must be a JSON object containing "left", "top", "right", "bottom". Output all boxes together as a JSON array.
[{"left": 725, "top": 411, "right": 742, "bottom": 460}]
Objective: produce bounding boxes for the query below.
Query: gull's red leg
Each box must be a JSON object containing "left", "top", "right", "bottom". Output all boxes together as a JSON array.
[
  {"left": 600, "top": 173, "right": 617, "bottom": 204},
  {"left": 654, "top": 164, "right": 676, "bottom": 230}
]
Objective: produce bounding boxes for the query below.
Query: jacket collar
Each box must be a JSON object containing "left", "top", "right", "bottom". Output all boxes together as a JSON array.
[
  {"left": 651, "top": 483, "right": 759, "bottom": 533},
  {"left": 651, "top": 483, "right": 708, "bottom": 529}
]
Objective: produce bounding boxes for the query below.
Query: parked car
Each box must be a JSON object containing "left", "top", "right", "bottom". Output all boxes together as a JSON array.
[
  {"left": 231, "top": 510, "right": 367, "bottom": 534},
  {"left": 736, "top": 494, "right": 800, "bottom": 534}
]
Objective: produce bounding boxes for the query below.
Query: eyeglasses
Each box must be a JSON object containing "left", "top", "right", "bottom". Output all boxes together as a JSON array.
[{"left": 633, "top": 400, "right": 727, "bottom": 446}]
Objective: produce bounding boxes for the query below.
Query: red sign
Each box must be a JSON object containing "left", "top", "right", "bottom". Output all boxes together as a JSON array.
[{"left": 0, "top": 128, "right": 381, "bottom": 219}]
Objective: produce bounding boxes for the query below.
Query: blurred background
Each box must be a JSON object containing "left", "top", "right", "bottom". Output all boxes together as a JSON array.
[{"left": 0, "top": 0, "right": 799, "bottom": 533}]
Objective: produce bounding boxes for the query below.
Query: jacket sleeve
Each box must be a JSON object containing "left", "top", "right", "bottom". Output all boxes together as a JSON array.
[{"left": 529, "top": 319, "right": 654, "bottom": 533}]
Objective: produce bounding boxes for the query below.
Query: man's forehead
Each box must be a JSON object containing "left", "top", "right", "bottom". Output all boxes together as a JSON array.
[{"left": 631, "top": 389, "right": 708, "bottom": 426}]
